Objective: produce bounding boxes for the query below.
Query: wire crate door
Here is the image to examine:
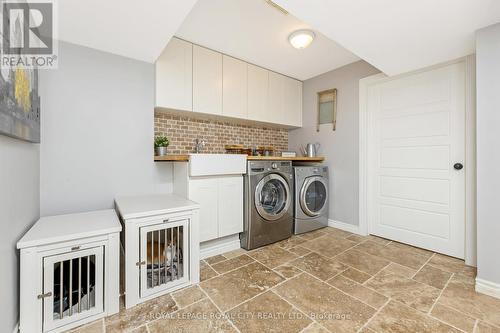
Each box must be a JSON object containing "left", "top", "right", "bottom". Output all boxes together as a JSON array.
[
  {"left": 139, "top": 218, "right": 189, "bottom": 298},
  {"left": 42, "top": 246, "right": 104, "bottom": 332}
]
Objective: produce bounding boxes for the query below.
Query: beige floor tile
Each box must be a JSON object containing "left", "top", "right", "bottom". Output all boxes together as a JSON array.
[
  {"left": 367, "top": 300, "right": 461, "bottom": 333},
  {"left": 341, "top": 267, "right": 372, "bottom": 284},
  {"left": 438, "top": 274, "right": 500, "bottom": 327},
  {"left": 359, "top": 327, "right": 377, "bottom": 333},
  {"left": 366, "top": 235, "right": 392, "bottom": 245},
  {"left": 413, "top": 264, "right": 452, "bottom": 289},
  {"left": 204, "top": 254, "right": 227, "bottom": 265},
  {"left": 222, "top": 248, "right": 248, "bottom": 259},
  {"left": 355, "top": 241, "right": 430, "bottom": 270},
  {"left": 476, "top": 322, "right": 500, "bottom": 333},
  {"left": 289, "top": 252, "right": 347, "bottom": 281},
  {"left": 248, "top": 245, "right": 298, "bottom": 268},
  {"left": 328, "top": 275, "right": 388, "bottom": 309},
  {"left": 381, "top": 262, "right": 417, "bottom": 279},
  {"left": 148, "top": 298, "right": 236, "bottom": 333},
  {"left": 297, "top": 229, "right": 327, "bottom": 241},
  {"left": 274, "top": 273, "right": 376, "bottom": 333},
  {"left": 287, "top": 246, "right": 311, "bottom": 257},
  {"left": 388, "top": 241, "right": 434, "bottom": 258},
  {"left": 346, "top": 234, "right": 367, "bottom": 243},
  {"left": 70, "top": 319, "right": 103, "bottom": 333},
  {"left": 300, "top": 322, "right": 330, "bottom": 333},
  {"left": 273, "top": 264, "right": 303, "bottom": 279},
  {"left": 275, "top": 236, "right": 306, "bottom": 250},
  {"left": 335, "top": 249, "right": 390, "bottom": 275},
  {"left": 302, "top": 235, "right": 358, "bottom": 258},
  {"left": 430, "top": 303, "right": 476, "bottom": 333},
  {"left": 428, "top": 253, "right": 477, "bottom": 278},
  {"left": 105, "top": 294, "right": 178, "bottom": 332},
  {"left": 200, "top": 262, "right": 284, "bottom": 311},
  {"left": 365, "top": 271, "right": 441, "bottom": 312},
  {"left": 228, "top": 291, "right": 311, "bottom": 333},
  {"left": 130, "top": 327, "right": 148, "bottom": 333},
  {"left": 321, "top": 227, "right": 353, "bottom": 239},
  {"left": 171, "top": 285, "right": 206, "bottom": 308},
  {"left": 200, "top": 261, "right": 218, "bottom": 281},
  {"left": 211, "top": 254, "right": 254, "bottom": 274}
]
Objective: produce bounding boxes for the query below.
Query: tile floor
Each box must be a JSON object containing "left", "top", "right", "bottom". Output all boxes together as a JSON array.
[{"left": 69, "top": 227, "right": 500, "bottom": 333}]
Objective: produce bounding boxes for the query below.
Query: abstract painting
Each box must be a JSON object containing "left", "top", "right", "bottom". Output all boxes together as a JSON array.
[{"left": 0, "top": 65, "right": 41, "bottom": 143}]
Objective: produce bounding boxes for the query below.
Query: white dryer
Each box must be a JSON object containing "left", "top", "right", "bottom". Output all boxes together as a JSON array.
[{"left": 293, "top": 166, "right": 329, "bottom": 234}]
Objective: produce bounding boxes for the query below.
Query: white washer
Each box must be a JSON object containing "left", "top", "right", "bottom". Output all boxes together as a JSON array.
[{"left": 293, "top": 166, "right": 329, "bottom": 234}]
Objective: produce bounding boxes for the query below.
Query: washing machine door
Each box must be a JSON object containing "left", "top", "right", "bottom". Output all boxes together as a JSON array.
[
  {"left": 255, "top": 173, "right": 291, "bottom": 221},
  {"left": 300, "top": 176, "right": 328, "bottom": 217}
]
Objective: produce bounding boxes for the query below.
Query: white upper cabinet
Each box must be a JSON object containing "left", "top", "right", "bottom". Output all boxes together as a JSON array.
[
  {"left": 247, "top": 64, "right": 269, "bottom": 123},
  {"left": 155, "top": 37, "right": 192, "bottom": 111},
  {"left": 223, "top": 55, "right": 248, "bottom": 118},
  {"left": 193, "top": 45, "right": 223, "bottom": 115},
  {"left": 284, "top": 78, "right": 303, "bottom": 127},
  {"left": 268, "top": 71, "right": 286, "bottom": 124},
  {"left": 155, "top": 38, "right": 302, "bottom": 127}
]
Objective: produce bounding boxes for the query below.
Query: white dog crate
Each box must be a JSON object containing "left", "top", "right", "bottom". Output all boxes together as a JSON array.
[
  {"left": 115, "top": 193, "right": 200, "bottom": 308},
  {"left": 17, "top": 210, "right": 121, "bottom": 333}
]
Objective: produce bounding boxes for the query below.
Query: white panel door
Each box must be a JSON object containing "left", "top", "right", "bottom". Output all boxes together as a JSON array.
[
  {"left": 193, "top": 45, "right": 223, "bottom": 115},
  {"left": 189, "top": 178, "right": 219, "bottom": 242},
  {"left": 247, "top": 64, "right": 269, "bottom": 122},
  {"left": 155, "top": 37, "right": 192, "bottom": 111},
  {"left": 367, "top": 62, "right": 465, "bottom": 258},
  {"left": 284, "top": 77, "right": 302, "bottom": 127},
  {"left": 217, "top": 176, "right": 243, "bottom": 237},
  {"left": 223, "top": 55, "right": 248, "bottom": 119},
  {"left": 268, "top": 71, "right": 285, "bottom": 124}
]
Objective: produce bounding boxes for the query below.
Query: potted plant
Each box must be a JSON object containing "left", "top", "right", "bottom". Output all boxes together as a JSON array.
[{"left": 154, "top": 135, "right": 169, "bottom": 156}]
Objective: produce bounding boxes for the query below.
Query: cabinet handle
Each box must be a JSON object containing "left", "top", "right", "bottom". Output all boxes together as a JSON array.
[
  {"left": 163, "top": 219, "right": 170, "bottom": 223},
  {"left": 71, "top": 246, "right": 81, "bottom": 251},
  {"left": 136, "top": 261, "right": 146, "bottom": 266}
]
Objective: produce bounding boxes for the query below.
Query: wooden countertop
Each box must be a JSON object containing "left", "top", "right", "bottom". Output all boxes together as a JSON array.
[{"left": 154, "top": 155, "right": 324, "bottom": 162}]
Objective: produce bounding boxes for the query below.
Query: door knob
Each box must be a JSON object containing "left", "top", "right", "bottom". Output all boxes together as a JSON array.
[{"left": 454, "top": 163, "right": 464, "bottom": 170}]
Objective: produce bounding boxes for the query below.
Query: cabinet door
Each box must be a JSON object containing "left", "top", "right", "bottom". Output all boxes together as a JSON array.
[
  {"left": 284, "top": 77, "right": 303, "bottom": 127},
  {"left": 218, "top": 176, "right": 244, "bottom": 237},
  {"left": 155, "top": 37, "right": 192, "bottom": 111},
  {"left": 189, "top": 178, "right": 219, "bottom": 242},
  {"left": 223, "top": 55, "right": 247, "bottom": 119},
  {"left": 247, "top": 64, "right": 269, "bottom": 122},
  {"left": 268, "top": 71, "right": 286, "bottom": 124},
  {"left": 193, "top": 45, "right": 223, "bottom": 115}
]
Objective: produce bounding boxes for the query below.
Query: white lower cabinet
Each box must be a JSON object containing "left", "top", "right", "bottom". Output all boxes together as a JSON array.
[
  {"left": 174, "top": 163, "right": 244, "bottom": 243},
  {"left": 189, "top": 178, "right": 219, "bottom": 242}
]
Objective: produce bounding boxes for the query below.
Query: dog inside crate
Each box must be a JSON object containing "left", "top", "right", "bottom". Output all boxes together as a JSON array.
[
  {"left": 146, "top": 225, "right": 184, "bottom": 288},
  {"left": 52, "top": 256, "right": 96, "bottom": 319}
]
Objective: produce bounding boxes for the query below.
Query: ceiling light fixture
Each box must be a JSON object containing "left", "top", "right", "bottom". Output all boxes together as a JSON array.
[{"left": 288, "top": 29, "right": 315, "bottom": 49}]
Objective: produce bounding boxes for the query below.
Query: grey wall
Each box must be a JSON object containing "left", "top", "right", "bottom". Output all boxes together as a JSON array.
[
  {"left": 289, "top": 60, "right": 380, "bottom": 226},
  {"left": 40, "top": 42, "right": 172, "bottom": 216},
  {"left": 476, "top": 23, "right": 500, "bottom": 284},
  {"left": 0, "top": 136, "right": 39, "bottom": 332}
]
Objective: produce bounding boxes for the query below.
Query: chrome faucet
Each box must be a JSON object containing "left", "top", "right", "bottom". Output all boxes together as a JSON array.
[{"left": 194, "top": 137, "right": 206, "bottom": 153}]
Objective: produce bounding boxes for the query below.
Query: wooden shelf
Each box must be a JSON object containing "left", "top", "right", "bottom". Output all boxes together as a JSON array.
[
  {"left": 154, "top": 155, "right": 189, "bottom": 162},
  {"left": 154, "top": 155, "right": 324, "bottom": 163},
  {"left": 246, "top": 156, "right": 325, "bottom": 162}
]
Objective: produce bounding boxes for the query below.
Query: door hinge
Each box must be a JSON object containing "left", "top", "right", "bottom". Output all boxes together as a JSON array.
[
  {"left": 136, "top": 260, "right": 146, "bottom": 266},
  {"left": 37, "top": 292, "right": 52, "bottom": 299}
]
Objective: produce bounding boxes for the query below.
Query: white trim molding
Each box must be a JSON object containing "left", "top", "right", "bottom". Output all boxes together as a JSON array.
[
  {"left": 328, "top": 219, "right": 365, "bottom": 236},
  {"left": 359, "top": 57, "right": 476, "bottom": 264},
  {"left": 200, "top": 234, "right": 241, "bottom": 259},
  {"left": 476, "top": 278, "right": 500, "bottom": 299}
]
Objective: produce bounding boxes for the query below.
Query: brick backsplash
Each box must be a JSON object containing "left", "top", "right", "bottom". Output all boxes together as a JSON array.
[{"left": 154, "top": 111, "right": 288, "bottom": 155}]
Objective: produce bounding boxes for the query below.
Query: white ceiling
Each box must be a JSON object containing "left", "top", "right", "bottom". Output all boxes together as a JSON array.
[
  {"left": 58, "top": 0, "right": 198, "bottom": 63},
  {"left": 274, "top": 0, "right": 500, "bottom": 76},
  {"left": 175, "top": 0, "right": 360, "bottom": 80}
]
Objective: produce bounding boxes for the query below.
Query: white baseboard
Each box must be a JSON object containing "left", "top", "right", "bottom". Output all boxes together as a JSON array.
[
  {"left": 328, "top": 219, "right": 366, "bottom": 236},
  {"left": 200, "top": 234, "right": 241, "bottom": 259},
  {"left": 13, "top": 322, "right": 18, "bottom": 333},
  {"left": 476, "top": 278, "right": 500, "bottom": 299}
]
